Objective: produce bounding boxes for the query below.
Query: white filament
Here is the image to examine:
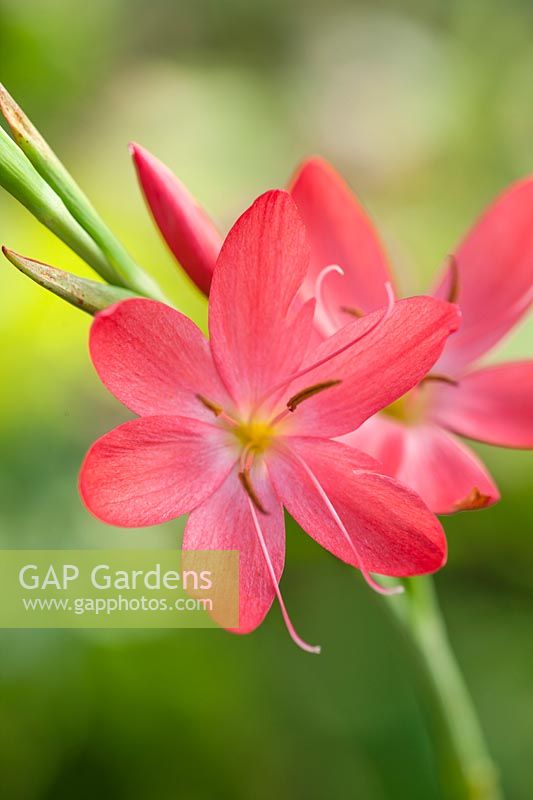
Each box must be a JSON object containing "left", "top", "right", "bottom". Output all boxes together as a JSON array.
[
  {"left": 314, "top": 264, "right": 345, "bottom": 337},
  {"left": 291, "top": 450, "right": 403, "bottom": 597},
  {"left": 247, "top": 497, "right": 321, "bottom": 654}
]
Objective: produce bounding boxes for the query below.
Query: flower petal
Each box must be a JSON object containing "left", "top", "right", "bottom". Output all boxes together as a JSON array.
[
  {"left": 434, "top": 178, "right": 533, "bottom": 370},
  {"left": 80, "top": 416, "right": 234, "bottom": 527},
  {"left": 209, "top": 190, "right": 313, "bottom": 406},
  {"left": 339, "top": 414, "right": 406, "bottom": 476},
  {"left": 430, "top": 360, "right": 533, "bottom": 448},
  {"left": 290, "top": 157, "right": 394, "bottom": 332},
  {"left": 130, "top": 143, "right": 222, "bottom": 295},
  {"left": 268, "top": 438, "right": 447, "bottom": 577},
  {"left": 90, "top": 298, "right": 232, "bottom": 420},
  {"left": 183, "top": 466, "right": 285, "bottom": 634},
  {"left": 395, "top": 424, "right": 499, "bottom": 515},
  {"left": 286, "top": 296, "right": 461, "bottom": 438}
]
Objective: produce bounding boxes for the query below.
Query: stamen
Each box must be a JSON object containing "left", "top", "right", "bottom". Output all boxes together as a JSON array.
[
  {"left": 314, "top": 264, "right": 344, "bottom": 336},
  {"left": 254, "top": 282, "right": 395, "bottom": 413},
  {"left": 445, "top": 255, "right": 459, "bottom": 303},
  {"left": 196, "top": 394, "right": 238, "bottom": 426},
  {"left": 239, "top": 468, "right": 269, "bottom": 515},
  {"left": 454, "top": 487, "right": 491, "bottom": 512},
  {"left": 196, "top": 394, "right": 223, "bottom": 416},
  {"left": 247, "top": 497, "right": 321, "bottom": 654},
  {"left": 341, "top": 305, "right": 365, "bottom": 318},
  {"left": 286, "top": 380, "right": 342, "bottom": 412},
  {"left": 240, "top": 443, "right": 255, "bottom": 473},
  {"left": 268, "top": 379, "right": 342, "bottom": 427},
  {"left": 291, "top": 450, "right": 403, "bottom": 597},
  {"left": 421, "top": 373, "right": 459, "bottom": 387}
]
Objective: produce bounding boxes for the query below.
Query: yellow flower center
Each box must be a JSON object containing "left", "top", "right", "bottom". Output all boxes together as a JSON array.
[
  {"left": 382, "top": 395, "right": 409, "bottom": 422},
  {"left": 233, "top": 419, "right": 274, "bottom": 455},
  {"left": 382, "top": 383, "right": 431, "bottom": 424},
  {"left": 381, "top": 374, "right": 458, "bottom": 424}
]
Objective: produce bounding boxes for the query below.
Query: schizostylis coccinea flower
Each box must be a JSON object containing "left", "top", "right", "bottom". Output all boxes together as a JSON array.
[
  {"left": 290, "top": 159, "right": 533, "bottom": 514},
  {"left": 81, "top": 190, "right": 460, "bottom": 651},
  {"left": 131, "top": 144, "right": 532, "bottom": 516}
]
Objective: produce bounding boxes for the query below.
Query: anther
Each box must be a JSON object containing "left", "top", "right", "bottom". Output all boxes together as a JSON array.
[
  {"left": 239, "top": 469, "right": 269, "bottom": 514},
  {"left": 254, "top": 282, "right": 395, "bottom": 414},
  {"left": 341, "top": 305, "right": 365, "bottom": 318},
  {"left": 421, "top": 373, "right": 459, "bottom": 387},
  {"left": 286, "top": 380, "right": 342, "bottom": 412},
  {"left": 454, "top": 487, "right": 491, "bottom": 511},
  {"left": 445, "top": 255, "right": 460, "bottom": 304},
  {"left": 196, "top": 394, "right": 223, "bottom": 416},
  {"left": 196, "top": 394, "right": 238, "bottom": 427}
]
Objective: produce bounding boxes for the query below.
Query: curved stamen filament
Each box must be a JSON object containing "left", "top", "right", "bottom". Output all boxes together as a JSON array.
[
  {"left": 291, "top": 450, "right": 403, "bottom": 597},
  {"left": 247, "top": 496, "right": 321, "bottom": 654},
  {"left": 314, "top": 264, "right": 345, "bottom": 336},
  {"left": 239, "top": 443, "right": 255, "bottom": 472},
  {"left": 238, "top": 445, "right": 269, "bottom": 514},
  {"left": 254, "top": 282, "right": 395, "bottom": 414}
]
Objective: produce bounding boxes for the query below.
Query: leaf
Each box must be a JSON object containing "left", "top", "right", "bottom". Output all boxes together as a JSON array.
[
  {"left": 3, "top": 248, "right": 138, "bottom": 315},
  {"left": 0, "top": 84, "right": 166, "bottom": 301}
]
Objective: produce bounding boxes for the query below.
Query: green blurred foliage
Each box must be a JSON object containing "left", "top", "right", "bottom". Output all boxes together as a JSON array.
[{"left": 0, "top": 0, "right": 532, "bottom": 798}]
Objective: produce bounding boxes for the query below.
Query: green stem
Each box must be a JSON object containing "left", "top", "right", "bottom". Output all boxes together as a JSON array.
[
  {"left": 0, "top": 126, "right": 115, "bottom": 282},
  {"left": 0, "top": 84, "right": 167, "bottom": 302},
  {"left": 385, "top": 576, "right": 503, "bottom": 800}
]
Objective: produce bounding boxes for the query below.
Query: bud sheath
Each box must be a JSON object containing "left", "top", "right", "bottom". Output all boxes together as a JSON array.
[{"left": 3, "top": 248, "right": 137, "bottom": 315}]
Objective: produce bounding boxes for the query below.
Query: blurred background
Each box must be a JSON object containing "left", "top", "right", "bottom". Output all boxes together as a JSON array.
[{"left": 0, "top": 0, "right": 532, "bottom": 797}]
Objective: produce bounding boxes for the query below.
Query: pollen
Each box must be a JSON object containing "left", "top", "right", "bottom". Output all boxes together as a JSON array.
[
  {"left": 454, "top": 487, "right": 491, "bottom": 511},
  {"left": 233, "top": 419, "right": 274, "bottom": 454}
]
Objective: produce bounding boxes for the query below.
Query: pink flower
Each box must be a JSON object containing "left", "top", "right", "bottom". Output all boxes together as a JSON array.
[
  {"left": 131, "top": 145, "right": 532, "bottom": 514},
  {"left": 80, "top": 190, "right": 459, "bottom": 651},
  {"left": 290, "top": 158, "right": 533, "bottom": 514}
]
